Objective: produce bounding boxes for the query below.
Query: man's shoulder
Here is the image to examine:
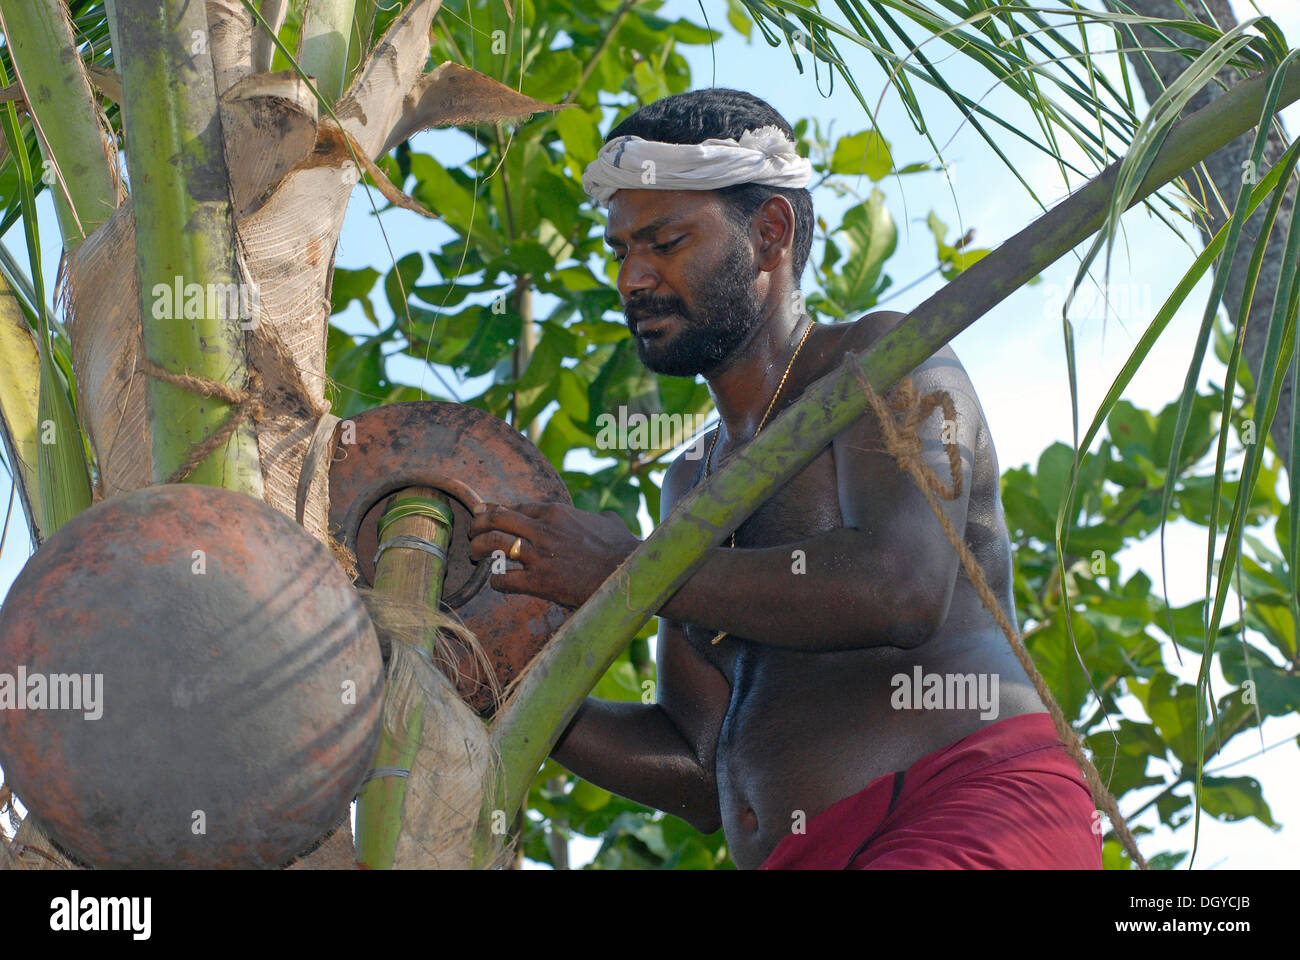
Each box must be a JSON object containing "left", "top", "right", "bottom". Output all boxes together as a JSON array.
[
  {"left": 841, "top": 309, "right": 907, "bottom": 351},
  {"left": 837, "top": 309, "right": 964, "bottom": 383},
  {"left": 828, "top": 311, "right": 987, "bottom": 445}
]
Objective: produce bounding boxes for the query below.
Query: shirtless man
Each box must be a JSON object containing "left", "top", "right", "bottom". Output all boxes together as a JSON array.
[{"left": 468, "top": 89, "right": 1101, "bottom": 870}]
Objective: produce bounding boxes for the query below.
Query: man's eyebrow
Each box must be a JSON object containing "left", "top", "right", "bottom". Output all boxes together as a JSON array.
[{"left": 604, "top": 216, "right": 687, "bottom": 246}]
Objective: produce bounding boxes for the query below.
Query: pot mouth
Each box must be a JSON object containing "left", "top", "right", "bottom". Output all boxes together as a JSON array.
[{"left": 347, "top": 472, "right": 489, "bottom": 610}]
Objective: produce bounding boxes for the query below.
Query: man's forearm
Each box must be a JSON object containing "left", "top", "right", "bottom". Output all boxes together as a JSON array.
[
  {"left": 551, "top": 698, "right": 721, "bottom": 833},
  {"left": 658, "top": 527, "right": 942, "bottom": 650}
]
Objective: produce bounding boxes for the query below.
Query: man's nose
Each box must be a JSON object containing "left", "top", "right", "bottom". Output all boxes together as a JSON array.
[{"left": 616, "top": 252, "right": 658, "bottom": 301}]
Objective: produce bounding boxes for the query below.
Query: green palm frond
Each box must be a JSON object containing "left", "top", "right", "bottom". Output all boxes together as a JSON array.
[{"left": 0, "top": 47, "right": 93, "bottom": 539}]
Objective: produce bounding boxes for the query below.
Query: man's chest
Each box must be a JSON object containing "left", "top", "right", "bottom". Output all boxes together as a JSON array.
[
  {"left": 677, "top": 444, "right": 844, "bottom": 671},
  {"left": 716, "top": 442, "right": 843, "bottom": 548}
]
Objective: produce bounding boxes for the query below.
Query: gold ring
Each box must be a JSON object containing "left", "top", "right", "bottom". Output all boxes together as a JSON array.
[{"left": 508, "top": 536, "right": 524, "bottom": 561}]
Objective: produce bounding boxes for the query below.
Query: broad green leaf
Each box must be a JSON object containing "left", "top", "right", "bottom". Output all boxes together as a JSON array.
[
  {"left": 1035, "top": 442, "right": 1076, "bottom": 521},
  {"left": 332, "top": 266, "right": 380, "bottom": 324},
  {"left": 383, "top": 252, "right": 424, "bottom": 319},
  {"left": 539, "top": 409, "right": 597, "bottom": 471},
  {"left": 409, "top": 153, "right": 505, "bottom": 259},
  {"left": 524, "top": 48, "right": 583, "bottom": 104},
  {"left": 829, "top": 129, "right": 893, "bottom": 180},
  {"left": 554, "top": 106, "right": 602, "bottom": 178},
  {"left": 571, "top": 779, "right": 613, "bottom": 812},
  {"left": 828, "top": 188, "right": 895, "bottom": 312},
  {"left": 588, "top": 339, "right": 661, "bottom": 435},
  {"left": 727, "top": 0, "right": 753, "bottom": 39},
  {"left": 455, "top": 307, "right": 522, "bottom": 377},
  {"left": 1199, "top": 775, "right": 1276, "bottom": 828}
]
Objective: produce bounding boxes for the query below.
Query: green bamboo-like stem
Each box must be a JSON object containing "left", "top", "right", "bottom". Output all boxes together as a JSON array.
[
  {"left": 346, "top": 0, "right": 380, "bottom": 86},
  {"left": 300, "top": 0, "right": 357, "bottom": 105},
  {"left": 251, "top": 0, "right": 289, "bottom": 74},
  {"left": 0, "top": 0, "right": 119, "bottom": 250},
  {"left": 0, "top": 55, "right": 93, "bottom": 540},
  {"left": 103, "top": 0, "right": 123, "bottom": 63},
  {"left": 111, "top": 1, "right": 263, "bottom": 494},
  {"left": 487, "top": 59, "right": 1300, "bottom": 821},
  {"left": 355, "top": 488, "right": 453, "bottom": 869},
  {"left": 0, "top": 271, "right": 42, "bottom": 543}
]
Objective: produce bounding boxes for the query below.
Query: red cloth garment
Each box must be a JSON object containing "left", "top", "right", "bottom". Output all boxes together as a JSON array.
[{"left": 759, "top": 712, "right": 1103, "bottom": 869}]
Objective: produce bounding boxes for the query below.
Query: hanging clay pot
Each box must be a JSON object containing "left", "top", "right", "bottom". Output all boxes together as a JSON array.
[{"left": 0, "top": 483, "right": 383, "bottom": 868}]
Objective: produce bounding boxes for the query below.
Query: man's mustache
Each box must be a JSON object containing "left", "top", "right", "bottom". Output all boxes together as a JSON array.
[{"left": 625, "top": 297, "right": 688, "bottom": 324}]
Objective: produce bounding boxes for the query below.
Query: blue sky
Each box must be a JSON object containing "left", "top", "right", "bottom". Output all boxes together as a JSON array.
[{"left": 2, "top": 0, "right": 1297, "bottom": 868}]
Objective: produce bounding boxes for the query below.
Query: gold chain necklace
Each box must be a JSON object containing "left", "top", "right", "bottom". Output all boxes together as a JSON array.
[{"left": 705, "top": 318, "right": 816, "bottom": 644}]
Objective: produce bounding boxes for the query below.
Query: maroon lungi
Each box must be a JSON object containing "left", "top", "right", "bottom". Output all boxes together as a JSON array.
[{"left": 760, "top": 712, "right": 1102, "bottom": 869}]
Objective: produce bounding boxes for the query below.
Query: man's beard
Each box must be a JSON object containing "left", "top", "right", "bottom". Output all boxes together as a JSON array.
[{"left": 624, "top": 228, "right": 762, "bottom": 377}]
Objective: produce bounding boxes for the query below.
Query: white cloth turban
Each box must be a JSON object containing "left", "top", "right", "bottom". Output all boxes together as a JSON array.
[{"left": 581, "top": 123, "right": 812, "bottom": 206}]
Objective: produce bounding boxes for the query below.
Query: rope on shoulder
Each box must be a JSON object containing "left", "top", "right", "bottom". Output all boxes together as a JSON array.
[{"left": 852, "top": 367, "right": 1148, "bottom": 870}]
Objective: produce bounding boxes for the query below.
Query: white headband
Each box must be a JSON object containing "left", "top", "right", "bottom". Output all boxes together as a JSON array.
[{"left": 581, "top": 123, "right": 812, "bottom": 206}]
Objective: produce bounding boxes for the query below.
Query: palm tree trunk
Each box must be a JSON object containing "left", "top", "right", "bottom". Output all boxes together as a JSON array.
[
  {"left": 111, "top": 0, "right": 263, "bottom": 493},
  {"left": 0, "top": 0, "right": 566, "bottom": 870},
  {"left": 1107, "top": 0, "right": 1297, "bottom": 463}
]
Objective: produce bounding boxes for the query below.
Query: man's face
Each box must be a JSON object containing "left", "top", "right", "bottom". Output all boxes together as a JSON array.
[{"left": 604, "top": 190, "right": 763, "bottom": 377}]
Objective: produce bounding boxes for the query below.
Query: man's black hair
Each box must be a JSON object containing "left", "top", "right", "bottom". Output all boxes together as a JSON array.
[{"left": 604, "top": 88, "right": 814, "bottom": 285}]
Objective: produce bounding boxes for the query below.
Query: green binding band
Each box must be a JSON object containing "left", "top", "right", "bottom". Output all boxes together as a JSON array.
[{"left": 377, "top": 495, "right": 455, "bottom": 540}]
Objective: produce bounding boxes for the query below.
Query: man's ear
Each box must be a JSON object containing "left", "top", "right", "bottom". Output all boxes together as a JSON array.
[{"left": 755, "top": 194, "right": 796, "bottom": 274}]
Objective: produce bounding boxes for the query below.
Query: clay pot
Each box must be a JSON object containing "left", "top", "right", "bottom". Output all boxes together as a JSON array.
[{"left": 0, "top": 484, "right": 383, "bottom": 868}]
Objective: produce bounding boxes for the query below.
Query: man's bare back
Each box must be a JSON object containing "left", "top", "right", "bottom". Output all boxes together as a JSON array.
[{"left": 655, "top": 314, "right": 1044, "bottom": 868}]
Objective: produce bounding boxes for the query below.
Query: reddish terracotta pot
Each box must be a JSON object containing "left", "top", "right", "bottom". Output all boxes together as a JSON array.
[{"left": 0, "top": 484, "right": 383, "bottom": 868}]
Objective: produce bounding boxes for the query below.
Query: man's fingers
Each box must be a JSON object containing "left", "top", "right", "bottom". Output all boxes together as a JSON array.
[
  {"left": 488, "top": 569, "right": 535, "bottom": 596},
  {"left": 468, "top": 530, "right": 527, "bottom": 562},
  {"left": 515, "top": 501, "right": 555, "bottom": 520},
  {"left": 466, "top": 503, "right": 540, "bottom": 540}
]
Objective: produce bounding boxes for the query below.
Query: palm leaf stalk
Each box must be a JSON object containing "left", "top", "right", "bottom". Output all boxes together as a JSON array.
[
  {"left": 1155, "top": 50, "right": 1300, "bottom": 863},
  {"left": 1192, "top": 162, "right": 1300, "bottom": 861},
  {"left": 487, "top": 55, "right": 1300, "bottom": 846},
  {"left": 0, "top": 0, "right": 119, "bottom": 249},
  {"left": 0, "top": 0, "right": 121, "bottom": 543},
  {"left": 739, "top": 2, "right": 1234, "bottom": 210},
  {"left": 0, "top": 270, "right": 42, "bottom": 544},
  {"left": 300, "top": 0, "right": 357, "bottom": 105},
  {"left": 109, "top": 0, "right": 263, "bottom": 493},
  {"left": 0, "top": 51, "right": 92, "bottom": 539},
  {"left": 1048, "top": 135, "right": 1300, "bottom": 695}
]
